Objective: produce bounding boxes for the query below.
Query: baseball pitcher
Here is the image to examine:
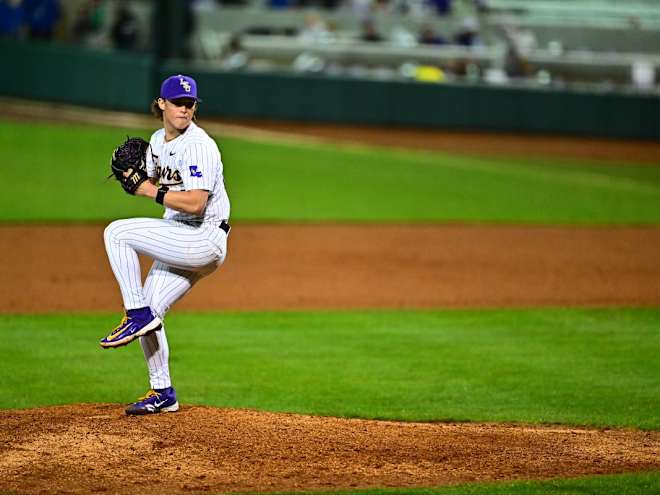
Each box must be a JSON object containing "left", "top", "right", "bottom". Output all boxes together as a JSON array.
[{"left": 102, "top": 74, "right": 230, "bottom": 415}]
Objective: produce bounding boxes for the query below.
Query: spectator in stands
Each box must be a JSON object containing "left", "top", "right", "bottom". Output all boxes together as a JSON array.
[
  {"left": 503, "top": 43, "right": 531, "bottom": 78},
  {"left": 390, "top": 0, "right": 426, "bottom": 17},
  {"left": 298, "top": 11, "right": 335, "bottom": 44},
  {"left": 220, "top": 33, "right": 248, "bottom": 69},
  {"left": 23, "top": 0, "right": 60, "bottom": 40},
  {"left": 426, "top": 0, "right": 451, "bottom": 16},
  {"left": 360, "top": 19, "right": 384, "bottom": 42},
  {"left": 418, "top": 24, "right": 446, "bottom": 45},
  {"left": 297, "top": 0, "right": 341, "bottom": 9},
  {"left": 391, "top": 24, "right": 416, "bottom": 47},
  {"left": 453, "top": 17, "right": 480, "bottom": 47},
  {"left": 72, "top": 0, "right": 107, "bottom": 44},
  {"left": 0, "top": 0, "right": 25, "bottom": 39},
  {"left": 501, "top": 25, "right": 535, "bottom": 78},
  {"left": 111, "top": 4, "right": 139, "bottom": 51}
]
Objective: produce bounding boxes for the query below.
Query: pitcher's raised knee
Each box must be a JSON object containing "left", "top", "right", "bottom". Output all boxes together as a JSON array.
[{"left": 104, "top": 219, "right": 132, "bottom": 246}]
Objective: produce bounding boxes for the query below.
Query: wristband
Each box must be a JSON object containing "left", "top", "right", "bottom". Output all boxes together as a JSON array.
[{"left": 155, "top": 186, "right": 169, "bottom": 205}]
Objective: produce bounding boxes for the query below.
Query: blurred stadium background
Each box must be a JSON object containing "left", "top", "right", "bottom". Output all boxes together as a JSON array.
[{"left": 2, "top": 0, "right": 660, "bottom": 138}]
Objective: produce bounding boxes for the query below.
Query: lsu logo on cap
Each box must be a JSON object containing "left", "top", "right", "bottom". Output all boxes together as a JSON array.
[
  {"left": 189, "top": 165, "right": 203, "bottom": 177},
  {"left": 180, "top": 77, "right": 191, "bottom": 92}
]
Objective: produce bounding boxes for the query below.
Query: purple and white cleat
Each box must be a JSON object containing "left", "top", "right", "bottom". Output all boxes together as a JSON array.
[
  {"left": 100, "top": 307, "right": 162, "bottom": 349},
  {"left": 125, "top": 387, "right": 179, "bottom": 415}
]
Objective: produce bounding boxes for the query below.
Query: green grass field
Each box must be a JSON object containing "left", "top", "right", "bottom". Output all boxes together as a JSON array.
[
  {"left": 1, "top": 309, "right": 659, "bottom": 428},
  {"left": 270, "top": 471, "right": 660, "bottom": 495},
  {"left": 1, "top": 118, "right": 658, "bottom": 494},
  {"left": 2, "top": 119, "right": 660, "bottom": 223}
]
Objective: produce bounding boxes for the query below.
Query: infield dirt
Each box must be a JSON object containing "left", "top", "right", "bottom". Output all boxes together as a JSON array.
[{"left": 1, "top": 224, "right": 660, "bottom": 312}]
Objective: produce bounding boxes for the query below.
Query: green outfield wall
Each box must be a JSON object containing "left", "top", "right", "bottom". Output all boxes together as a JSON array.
[
  {"left": 170, "top": 66, "right": 660, "bottom": 139},
  {"left": 2, "top": 40, "right": 154, "bottom": 113},
  {"left": 3, "top": 40, "right": 659, "bottom": 139}
]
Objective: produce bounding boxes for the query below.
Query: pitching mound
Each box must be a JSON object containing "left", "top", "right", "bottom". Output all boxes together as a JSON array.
[{"left": 1, "top": 405, "right": 658, "bottom": 494}]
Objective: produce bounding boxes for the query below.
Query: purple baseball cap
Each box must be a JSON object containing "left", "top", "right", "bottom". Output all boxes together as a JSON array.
[{"left": 160, "top": 74, "right": 199, "bottom": 101}]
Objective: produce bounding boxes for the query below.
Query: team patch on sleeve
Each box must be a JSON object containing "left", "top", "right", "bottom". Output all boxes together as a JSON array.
[{"left": 189, "top": 165, "right": 203, "bottom": 178}]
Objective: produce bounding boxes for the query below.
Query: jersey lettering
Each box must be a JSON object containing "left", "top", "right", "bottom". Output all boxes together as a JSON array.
[
  {"left": 149, "top": 122, "right": 230, "bottom": 222},
  {"left": 157, "top": 165, "right": 183, "bottom": 185}
]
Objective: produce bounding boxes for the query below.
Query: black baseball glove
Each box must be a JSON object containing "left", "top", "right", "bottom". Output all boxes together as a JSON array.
[{"left": 109, "top": 136, "right": 150, "bottom": 195}]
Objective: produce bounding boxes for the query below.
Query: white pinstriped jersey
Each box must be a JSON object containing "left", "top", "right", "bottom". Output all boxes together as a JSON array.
[{"left": 146, "top": 122, "right": 230, "bottom": 225}]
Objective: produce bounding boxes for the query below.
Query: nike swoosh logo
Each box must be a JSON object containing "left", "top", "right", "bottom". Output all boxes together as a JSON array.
[
  {"left": 107, "top": 321, "right": 130, "bottom": 340},
  {"left": 154, "top": 400, "right": 168, "bottom": 407},
  {"left": 169, "top": 151, "right": 176, "bottom": 156}
]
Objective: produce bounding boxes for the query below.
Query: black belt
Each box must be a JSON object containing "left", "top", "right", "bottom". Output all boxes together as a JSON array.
[{"left": 219, "top": 220, "right": 231, "bottom": 234}]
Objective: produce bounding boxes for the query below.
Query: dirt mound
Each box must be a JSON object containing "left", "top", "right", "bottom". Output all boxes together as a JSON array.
[{"left": 1, "top": 404, "right": 658, "bottom": 494}]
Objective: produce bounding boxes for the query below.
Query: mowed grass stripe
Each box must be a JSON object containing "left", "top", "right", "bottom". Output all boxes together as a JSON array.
[
  {"left": 1, "top": 308, "right": 658, "bottom": 429},
  {"left": 409, "top": 149, "right": 660, "bottom": 195},
  {"left": 267, "top": 471, "right": 660, "bottom": 495},
  {"left": 2, "top": 120, "right": 660, "bottom": 224}
]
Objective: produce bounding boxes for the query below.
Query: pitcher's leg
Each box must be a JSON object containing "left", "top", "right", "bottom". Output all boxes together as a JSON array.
[
  {"left": 104, "top": 217, "right": 219, "bottom": 311},
  {"left": 139, "top": 328, "right": 171, "bottom": 389},
  {"left": 139, "top": 260, "right": 204, "bottom": 390},
  {"left": 104, "top": 219, "right": 148, "bottom": 310},
  {"left": 144, "top": 261, "right": 205, "bottom": 319}
]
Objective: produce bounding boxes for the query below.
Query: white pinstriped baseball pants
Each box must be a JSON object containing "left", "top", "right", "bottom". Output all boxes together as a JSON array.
[{"left": 104, "top": 218, "right": 228, "bottom": 389}]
